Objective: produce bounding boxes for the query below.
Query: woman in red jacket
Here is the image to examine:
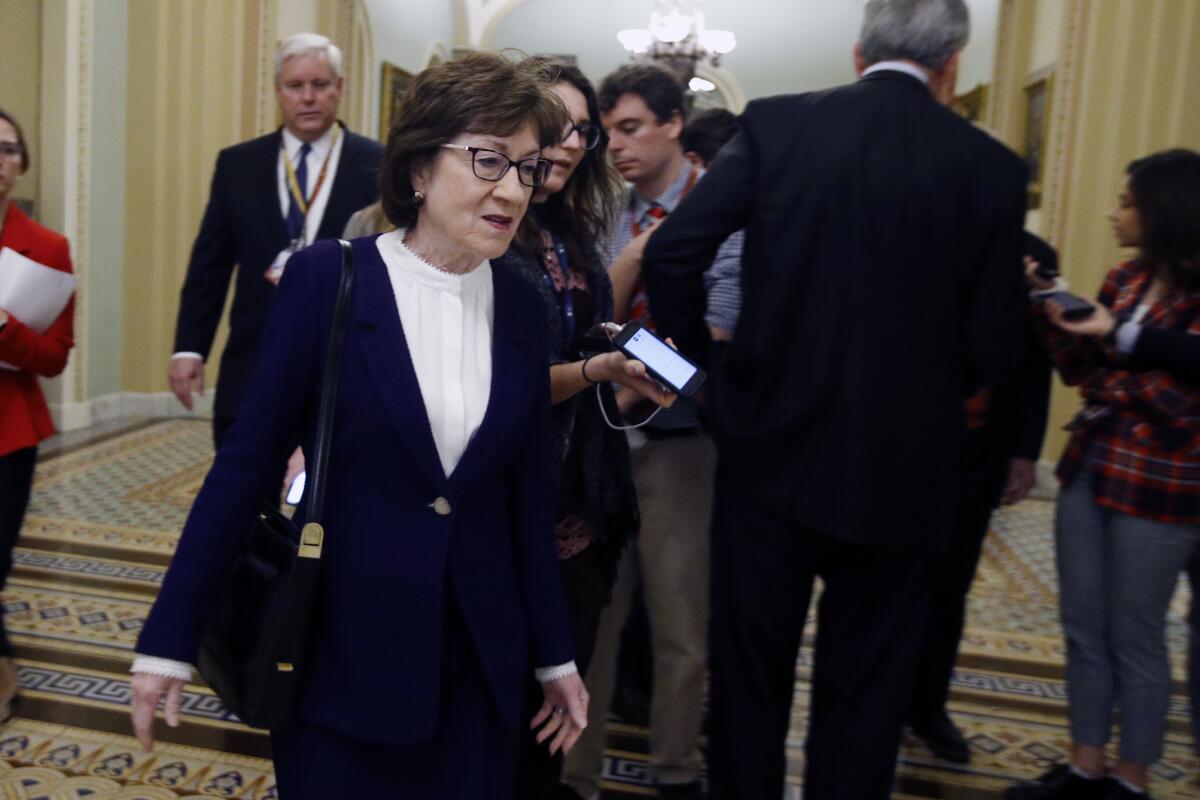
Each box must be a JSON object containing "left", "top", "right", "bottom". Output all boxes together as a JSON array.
[{"left": 0, "top": 108, "right": 75, "bottom": 718}]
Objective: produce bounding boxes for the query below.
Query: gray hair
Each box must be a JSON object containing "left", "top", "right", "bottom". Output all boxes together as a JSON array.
[
  {"left": 860, "top": 0, "right": 970, "bottom": 70},
  {"left": 275, "top": 33, "right": 343, "bottom": 83}
]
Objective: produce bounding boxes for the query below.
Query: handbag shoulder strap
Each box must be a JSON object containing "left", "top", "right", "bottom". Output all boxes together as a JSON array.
[{"left": 303, "top": 239, "right": 355, "bottom": 525}]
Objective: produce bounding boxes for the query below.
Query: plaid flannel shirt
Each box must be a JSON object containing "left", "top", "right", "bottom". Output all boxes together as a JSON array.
[{"left": 1036, "top": 260, "right": 1200, "bottom": 524}]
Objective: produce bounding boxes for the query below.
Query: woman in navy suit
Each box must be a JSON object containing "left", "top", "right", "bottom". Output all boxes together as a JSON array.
[{"left": 128, "top": 52, "right": 588, "bottom": 799}]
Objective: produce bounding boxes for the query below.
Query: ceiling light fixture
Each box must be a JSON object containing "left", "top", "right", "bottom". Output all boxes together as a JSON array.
[{"left": 617, "top": 0, "right": 736, "bottom": 85}]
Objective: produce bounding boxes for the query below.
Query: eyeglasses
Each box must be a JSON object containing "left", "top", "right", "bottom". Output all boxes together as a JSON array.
[
  {"left": 563, "top": 122, "right": 602, "bottom": 151},
  {"left": 0, "top": 143, "right": 22, "bottom": 160},
  {"left": 440, "top": 144, "right": 552, "bottom": 188}
]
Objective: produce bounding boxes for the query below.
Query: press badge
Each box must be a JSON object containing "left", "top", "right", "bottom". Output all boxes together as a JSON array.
[{"left": 265, "top": 238, "right": 304, "bottom": 284}]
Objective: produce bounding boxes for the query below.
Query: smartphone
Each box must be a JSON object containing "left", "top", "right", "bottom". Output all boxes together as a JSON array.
[
  {"left": 612, "top": 321, "right": 706, "bottom": 397},
  {"left": 1044, "top": 290, "right": 1096, "bottom": 321}
]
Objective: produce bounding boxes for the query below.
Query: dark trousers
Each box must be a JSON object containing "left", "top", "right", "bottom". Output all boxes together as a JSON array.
[
  {"left": 910, "top": 428, "right": 1007, "bottom": 722},
  {"left": 271, "top": 600, "right": 517, "bottom": 799},
  {"left": 706, "top": 475, "right": 930, "bottom": 800},
  {"left": 516, "top": 548, "right": 607, "bottom": 799},
  {"left": 0, "top": 447, "right": 37, "bottom": 657}
]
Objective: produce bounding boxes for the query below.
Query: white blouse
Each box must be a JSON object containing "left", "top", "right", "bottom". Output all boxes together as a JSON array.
[
  {"left": 131, "top": 230, "right": 575, "bottom": 684},
  {"left": 377, "top": 229, "right": 492, "bottom": 478}
]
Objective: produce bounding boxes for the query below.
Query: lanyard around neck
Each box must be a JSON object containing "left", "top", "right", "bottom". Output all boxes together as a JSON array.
[
  {"left": 284, "top": 125, "right": 341, "bottom": 220},
  {"left": 540, "top": 228, "right": 577, "bottom": 341}
]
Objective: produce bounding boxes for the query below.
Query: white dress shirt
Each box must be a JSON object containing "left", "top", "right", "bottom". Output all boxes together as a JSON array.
[
  {"left": 863, "top": 60, "right": 932, "bottom": 86},
  {"left": 278, "top": 123, "right": 344, "bottom": 248},
  {"left": 376, "top": 230, "right": 492, "bottom": 478}
]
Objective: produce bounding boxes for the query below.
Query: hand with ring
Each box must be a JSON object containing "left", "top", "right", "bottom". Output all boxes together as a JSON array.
[{"left": 532, "top": 672, "right": 589, "bottom": 755}]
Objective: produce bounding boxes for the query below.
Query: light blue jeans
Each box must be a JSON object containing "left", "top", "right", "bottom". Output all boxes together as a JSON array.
[{"left": 1057, "top": 472, "right": 1200, "bottom": 763}]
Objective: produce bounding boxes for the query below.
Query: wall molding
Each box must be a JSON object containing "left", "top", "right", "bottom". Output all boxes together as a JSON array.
[
  {"left": 71, "top": 0, "right": 93, "bottom": 404},
  {"left": 1043, "top": 0, "right": 1085, "bottom": 246},
  {"left": 53, "top": 391, "right": 215, "bottom": 431},
  {"left": 694, "top": 63, "right": 746, "bottom": 113},
  {"left": 258, "top": 0, "right": 279, "bottom": 135}
]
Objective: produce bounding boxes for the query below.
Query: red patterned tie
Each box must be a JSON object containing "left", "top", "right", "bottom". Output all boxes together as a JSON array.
[{"left": 628, "top": 205, "right": 668, "bottom": 329}]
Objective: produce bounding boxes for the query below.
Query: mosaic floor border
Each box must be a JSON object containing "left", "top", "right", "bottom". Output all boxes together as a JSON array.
[{"left": 12, "top": 418, "right": 1200, "bottom": 798}]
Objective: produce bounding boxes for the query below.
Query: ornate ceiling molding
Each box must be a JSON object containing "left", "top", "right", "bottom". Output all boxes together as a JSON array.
[{"left": 458, "top": 0, "right": 528, "bottom": 48}]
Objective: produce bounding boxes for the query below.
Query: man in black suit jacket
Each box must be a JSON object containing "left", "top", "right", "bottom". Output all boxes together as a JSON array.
[
  {"left": 641, "top": 1, "right": 1028, "bottom": 796},
  {"left": 169, "top": 33, "right": 383, "bottom": 447}
]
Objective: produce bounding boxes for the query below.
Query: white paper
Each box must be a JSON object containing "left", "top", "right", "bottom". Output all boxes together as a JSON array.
[{"left": 0, "top": 247, "right": 78, "bottom": 370}]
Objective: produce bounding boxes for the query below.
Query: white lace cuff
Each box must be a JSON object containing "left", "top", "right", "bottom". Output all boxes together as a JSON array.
[
  {"left": 535, "top": 661, "right": 578, "bottom": 683},
  {"left": 131, "top": 654, "right": 193, "bottom": 682}
]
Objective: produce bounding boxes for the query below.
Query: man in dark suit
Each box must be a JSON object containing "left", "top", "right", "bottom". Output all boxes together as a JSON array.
[
  {"left": 640, "top": 0, "right": 1029, "bottom": 796},
  {"left": 908, "top": 232, "right": 1055, "bottom": 762},
  {"left": 169, "top": 32, "right": 383, "bottom": 448}
]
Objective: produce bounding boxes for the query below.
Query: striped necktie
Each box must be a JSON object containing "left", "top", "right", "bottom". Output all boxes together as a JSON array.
[
  {"left": 286, "top": 142, "right": 311, "bottom": 242},
  {"left": 627, "top": 203, "right": 669, "bottom": 328}
]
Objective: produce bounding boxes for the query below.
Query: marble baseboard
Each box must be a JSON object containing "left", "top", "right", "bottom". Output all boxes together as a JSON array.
[{"left": 52, "top": 392, "right": 214, "bottom": 432}]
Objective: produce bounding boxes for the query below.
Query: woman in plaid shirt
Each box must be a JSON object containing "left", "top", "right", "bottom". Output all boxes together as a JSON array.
[{"left": 1006, "top": 149, "right": 1200, "bottom": 800}]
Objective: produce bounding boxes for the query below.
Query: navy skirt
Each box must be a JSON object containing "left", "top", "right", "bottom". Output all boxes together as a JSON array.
[{"left": 270, "top": 602, "right": 519, "bottom": 799}]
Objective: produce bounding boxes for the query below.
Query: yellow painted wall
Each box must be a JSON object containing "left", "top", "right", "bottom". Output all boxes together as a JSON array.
[
  {"left": 122, "top": 0, "right": 271, "bottom": 394},
  {"left": 119, "top": 0, "right": 367, "bottom": 399},
  {"left": 991, "top": 0, "right": 1200, "bottom": 460},
  {"left": 1028, "top": 0, "right": 1061, "bottom": 73},
  {"left": 0, "top": 0, "right": 42, "bottom": 216},
  {"left": 1043, "top": 0, "right": 1200, "bottom": 456}
]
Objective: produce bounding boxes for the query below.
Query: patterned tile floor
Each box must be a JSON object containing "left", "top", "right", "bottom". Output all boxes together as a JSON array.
[{"left": 3, "top": 418, "right": 1198, "bottom": 798}]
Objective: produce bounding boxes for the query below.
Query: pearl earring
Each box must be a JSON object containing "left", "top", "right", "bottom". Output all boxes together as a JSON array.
[{"left": 413, "top": 191, "right": 425, "bottom": 207}]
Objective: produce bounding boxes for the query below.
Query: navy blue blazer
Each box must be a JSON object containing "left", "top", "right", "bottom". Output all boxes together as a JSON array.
[
  {"left": 173, "top": 124, "right": 384, "bottom": 421},
  {"left": 139, "top": 236, "right": 575, "bottom": 743}
]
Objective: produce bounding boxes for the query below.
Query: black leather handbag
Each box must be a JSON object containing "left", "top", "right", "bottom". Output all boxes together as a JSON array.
[{"left": 196, "top": 239, "right": 355, "bottom": 730}]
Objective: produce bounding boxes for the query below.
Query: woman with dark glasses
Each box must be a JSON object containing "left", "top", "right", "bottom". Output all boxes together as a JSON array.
[
  {"left": 493, "top": 57, "right": 676, "bottom": 799},
  {"left": 130, "top": 52, "right": 590, "bottom": 799}
]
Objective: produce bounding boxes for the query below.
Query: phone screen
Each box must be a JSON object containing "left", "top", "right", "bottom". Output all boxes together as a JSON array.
[
  {"left": 286, "top": 472, "right": 306, "bottom": 506},
  {"left": 623, "top": 327, "right": 698, "bottom": 392}
]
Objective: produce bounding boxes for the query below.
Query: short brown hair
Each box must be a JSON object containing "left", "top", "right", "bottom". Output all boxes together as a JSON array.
[
  {"left": 0, "top": 107, "right": 30, "bottom": 173},
  {"left": 1127, "top": 149, "right": 1200, "bottom": 291},
  {"left": 380, "top": 51, "right": 568, "bottom": 229},
  {"left": 598, "top": 63, "right": 684, "bottom": 123}
]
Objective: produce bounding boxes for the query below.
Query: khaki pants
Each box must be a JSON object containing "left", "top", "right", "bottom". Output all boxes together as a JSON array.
[{"left": 565, "top": 433, "right": 714, "bottom": 794}]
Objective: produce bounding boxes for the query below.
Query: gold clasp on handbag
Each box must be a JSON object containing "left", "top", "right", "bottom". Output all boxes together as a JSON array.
[
  {"left": 276, "top": 662, "right": 295, "bottom": 672},
  {"left": 298, "top": 522, "right": 324, "bottom": 559}
]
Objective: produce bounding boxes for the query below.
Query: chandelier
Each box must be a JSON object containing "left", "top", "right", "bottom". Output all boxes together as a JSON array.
[{"left": 617, "top": 0, "right": 736, "bottom": 89}]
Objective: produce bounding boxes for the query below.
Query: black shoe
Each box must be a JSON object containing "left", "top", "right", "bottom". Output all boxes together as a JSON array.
[
  {"left": 1004, "top": 764, "right": 1114, "bottom": 800},
  {"left": 656, "top": 779, "right": 703, "bottom": 799},
  {"left": 910, "top": 713, "right": 970, "bottom": 763},
  {"left": 551, "top": 786, "right": 586, "bottom": 800}
]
